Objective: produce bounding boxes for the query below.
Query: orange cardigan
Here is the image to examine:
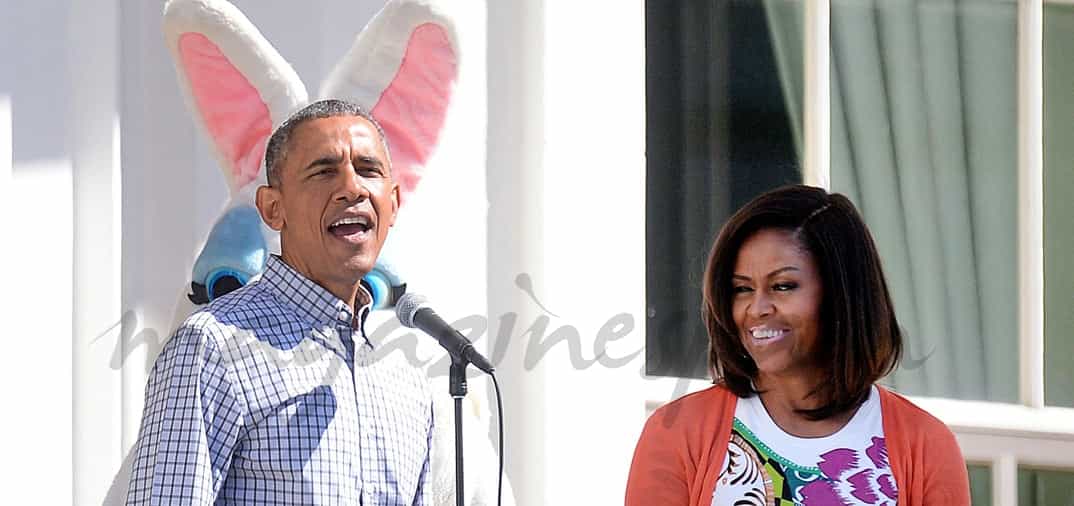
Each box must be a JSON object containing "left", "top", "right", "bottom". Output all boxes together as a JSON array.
[{"left": 625, "top": 385, "right": 970, "bottom": 506}]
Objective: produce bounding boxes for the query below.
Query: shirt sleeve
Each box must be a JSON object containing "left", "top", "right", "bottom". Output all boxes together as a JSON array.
[
  {"left": 412, "top": 396, "right": 434, "bottom": 506},
  {"left": 126, "top": 321, "right": 246, "bottom": 505}
]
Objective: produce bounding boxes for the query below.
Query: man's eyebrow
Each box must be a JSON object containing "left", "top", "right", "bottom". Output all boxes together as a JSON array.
[
  {"left": 354, "top": 155, "right": 385, "bottom": 168},
  {"left": 304, "top": 154, "right": 343, "bottom": 172}
]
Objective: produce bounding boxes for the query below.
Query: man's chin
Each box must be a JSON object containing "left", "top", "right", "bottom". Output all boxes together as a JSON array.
[{"left": 338, "top": 255, "right": 376, "bottom": 279}]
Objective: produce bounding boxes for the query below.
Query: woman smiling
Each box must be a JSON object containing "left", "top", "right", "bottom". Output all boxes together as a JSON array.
[{"left": 625, "top": 185, "right": 970, "bottom": 505}]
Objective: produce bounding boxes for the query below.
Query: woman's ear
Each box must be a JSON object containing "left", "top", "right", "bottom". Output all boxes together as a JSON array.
[{"left": 256, "top": 185, "right": 285, "bottom": 231}]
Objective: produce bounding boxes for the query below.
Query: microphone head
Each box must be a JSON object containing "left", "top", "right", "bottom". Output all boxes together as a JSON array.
[{"left": 395, "top": 292, "right": 429, "bottom": 328}]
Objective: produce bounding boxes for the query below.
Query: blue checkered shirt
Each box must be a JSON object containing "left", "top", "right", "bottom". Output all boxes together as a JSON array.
[{"left": 127, "top": 255, "right": 433, "bottom": 505}]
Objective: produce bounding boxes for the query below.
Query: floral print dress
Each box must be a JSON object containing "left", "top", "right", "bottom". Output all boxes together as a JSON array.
[{"left": 711, "top": 386, "right": 897, "bottom": 506}]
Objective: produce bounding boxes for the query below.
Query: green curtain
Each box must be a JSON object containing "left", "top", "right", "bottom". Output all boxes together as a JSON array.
[
  {"left": 766, "top": 0, "right": 1019, "bottom": 402},
  {"left": 1018, "top": 468, "right": 1074, "bottom": 506}
]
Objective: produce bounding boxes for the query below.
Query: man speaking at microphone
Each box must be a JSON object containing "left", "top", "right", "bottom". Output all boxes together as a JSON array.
[{"left": 127, "top": 100, "right": 432, "bottom": 505}]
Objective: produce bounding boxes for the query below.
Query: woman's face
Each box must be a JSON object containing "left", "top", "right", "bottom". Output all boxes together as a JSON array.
[{"left": 731, "top": 228, "right": 824, "bottom": 382}]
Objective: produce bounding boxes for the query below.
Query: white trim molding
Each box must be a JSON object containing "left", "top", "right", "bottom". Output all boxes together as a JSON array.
[
  {"left": 1017, "top": 0, "right": 1046, "bottom": 410},
  {"left": 803, "top": 0, "right": 830, "bottom": 189}
]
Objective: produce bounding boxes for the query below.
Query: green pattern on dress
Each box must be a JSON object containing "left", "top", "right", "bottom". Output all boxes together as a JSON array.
[{"left": 732, "top": 418, "right": 825, "bottom": 503}]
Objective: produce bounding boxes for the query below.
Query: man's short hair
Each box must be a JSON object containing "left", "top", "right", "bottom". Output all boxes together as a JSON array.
[
  {"left": 264, "top": 99, "right": 390, "bottom": 187},
  {"left": 701, "top": 184, "right": 903, "bottom": 421}
]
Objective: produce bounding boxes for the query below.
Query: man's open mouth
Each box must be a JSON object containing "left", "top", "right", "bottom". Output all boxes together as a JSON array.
[{"left": 328, "top": 215, "right": 373, "bottom": 239}]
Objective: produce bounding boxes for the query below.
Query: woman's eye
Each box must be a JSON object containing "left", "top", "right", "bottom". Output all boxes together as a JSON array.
[
  {"left": 773, "top": 282, "right": 798, "bottom": 291},
  {"left": 732, "top": 285, "right": 753, "bottom": 294}
]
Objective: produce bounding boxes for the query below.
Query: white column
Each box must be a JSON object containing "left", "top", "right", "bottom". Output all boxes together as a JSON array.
[
  {"left": 1017, "top": 0, "right": 1044, "bottom": 409},
  {"left": 487, "top": 1, "right": 549, "bottom": 504},
  {"left": 0, "top": 96, "right": 9, "bottom": 225},
  {"left": 488, "top": 1, "right": 648, "bottom": 504},
  {"left": 69, "top": 0, "right": 123, "bottom": 503},
  {"left": 538, "top": 1, "right": 648, "bottom": 502},
  {"left": 994, "top": 453, "right": 1019, "bottom": 506},
  {"left": 804, "top": 0, "right": 831, "bottom": 188},
  {"left": 118, "top": 0, "right": 203, "bottom": 452}
]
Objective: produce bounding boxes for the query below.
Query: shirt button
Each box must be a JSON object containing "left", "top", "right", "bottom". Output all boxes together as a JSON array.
[{"left": 339, "top": 310, "right": 349, "bottom": 321}]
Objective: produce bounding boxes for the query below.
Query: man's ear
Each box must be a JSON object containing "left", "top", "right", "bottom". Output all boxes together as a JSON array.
[
  {"left": 388, "top": 182, "right": 400, "bottom": 227},
  {"left": 256, "top": 185, "right": 285, "bottom": 231}
]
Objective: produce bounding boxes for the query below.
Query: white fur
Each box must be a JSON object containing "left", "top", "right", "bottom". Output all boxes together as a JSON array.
[
  {"left": 319, "top": 0, "right": 460, "bottom": 105},
  {"left": 162, "top": 0, "right": 307, "bottom": 196}
]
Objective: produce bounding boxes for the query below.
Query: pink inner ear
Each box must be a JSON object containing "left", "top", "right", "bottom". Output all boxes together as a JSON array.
[
  {"left": 179, "top": 33, "right": 272, "bottom": 190},
  {"left": 372, "top": 23, "right": 457, "bottom": 205}
]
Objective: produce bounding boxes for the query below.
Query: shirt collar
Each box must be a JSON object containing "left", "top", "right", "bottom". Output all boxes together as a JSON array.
[{"left": 262, "top": 255, "right": 374, "bottom": 348}]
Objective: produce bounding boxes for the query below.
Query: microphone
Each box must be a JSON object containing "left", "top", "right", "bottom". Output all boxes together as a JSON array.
[{"left": 396, "top": 293, "right": 495, "bottom": 374}]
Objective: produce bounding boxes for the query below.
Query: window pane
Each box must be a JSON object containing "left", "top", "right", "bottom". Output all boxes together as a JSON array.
[
  {"left": 829, "top": 0, "right": 1018, "bottom": 401},
  {"left": 968, "top": 464, "right": 991, "bottom": 506},
  {"left": 1018, "top": 467, "right": 1074, "bottom": 506},
  {"left": 1043, "top": 3, "right": 1074, "bottom": 409},
  {"left": 645, "top": 0, "right": 803, "bottom": 378}
]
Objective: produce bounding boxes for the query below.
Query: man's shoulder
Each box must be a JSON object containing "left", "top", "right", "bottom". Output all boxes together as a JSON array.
[{"left": 181, "top": 279, "right": 301, "bottom": 335}]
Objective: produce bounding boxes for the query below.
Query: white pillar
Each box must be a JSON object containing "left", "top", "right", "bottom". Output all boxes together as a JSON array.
[
  {"left": 487, "top": 1, "right": 549, "bottom": 504},
  {"left": 69, "top": 0, "right": 123, "bottom": 503},
  {"left": 118, "top": 0, "right": 204, "bottom": 452},
  {"left": 488, "top": 1, "right": 648, "bottom": 503},
  {"left": 0, "top": 96, "right": 9, "bottom": 224},
  {"left": 804, "top": 0, "right": 831, "bottom": 188},
  {"left": 1017, "top": 0, "right": 1044, "bottom": 410}
]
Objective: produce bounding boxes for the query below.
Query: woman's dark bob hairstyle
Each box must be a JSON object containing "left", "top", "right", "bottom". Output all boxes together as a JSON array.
[{"left": 702, "top": 184, "right": 902, "bottom": 420}]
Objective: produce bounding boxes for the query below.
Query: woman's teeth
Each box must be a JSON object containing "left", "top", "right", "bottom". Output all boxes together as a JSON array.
[{"left": 750, "top": 328, "right": 784, "bottom": 340}]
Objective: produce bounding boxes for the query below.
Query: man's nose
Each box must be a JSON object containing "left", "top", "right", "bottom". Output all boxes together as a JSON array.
[{"left": 335, "top": 166, "right": 369, "bottom": 202}]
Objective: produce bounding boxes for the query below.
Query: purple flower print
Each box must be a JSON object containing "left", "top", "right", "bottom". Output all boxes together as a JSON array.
[{"left": 866, "top": 437, "right": 889, "bottom": 468}]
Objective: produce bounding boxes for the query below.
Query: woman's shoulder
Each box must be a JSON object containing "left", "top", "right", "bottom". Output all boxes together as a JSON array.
[
  {"left": 875, "top": 385, "right": 952, "bottom": 435},
  {"left": 645, "top": 383, "right": 738, "bottom": 434},
  {"left": 876, "top": 388, "right": 971, "bottom": 502}
]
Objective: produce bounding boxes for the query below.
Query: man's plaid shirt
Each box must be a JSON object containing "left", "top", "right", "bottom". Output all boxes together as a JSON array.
[{"left": 127, "top": 255, "right": 433, "bottom": 505}]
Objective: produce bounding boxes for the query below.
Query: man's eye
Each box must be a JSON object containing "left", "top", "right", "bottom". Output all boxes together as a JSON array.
[
  {"left": 357, "top": 166, "right": 382, "bottom": 177},
  {"left": 313, "top": 167, "right": 334, "bottom": 177}
]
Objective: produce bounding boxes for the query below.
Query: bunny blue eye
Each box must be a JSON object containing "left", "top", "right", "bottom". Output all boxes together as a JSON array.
[
  {"left": 361, "top": 260, "right": 407, "bottom": 310},
  {"left": 197, "top": 269, "right": 250, "bottom": 302},
  {"left": 188, "top": 205, "right": 268, "bottom": 305}
]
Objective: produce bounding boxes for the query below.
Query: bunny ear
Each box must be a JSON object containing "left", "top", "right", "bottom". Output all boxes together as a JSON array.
[
  {"left": 163, "top": 0, "right": 308, "bottom": 194},
  {"left": 319, "top": 0, "right": 460, "bottom": 204}
]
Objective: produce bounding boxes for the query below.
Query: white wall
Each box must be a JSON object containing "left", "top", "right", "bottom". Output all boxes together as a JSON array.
[{"left": 1, "top": 1, "right": 84, "bottom": 503}]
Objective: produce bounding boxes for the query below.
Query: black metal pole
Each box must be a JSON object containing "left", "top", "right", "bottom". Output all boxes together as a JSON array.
[{"left": 449, "top": 357, "right": 468, "bottom": 506}]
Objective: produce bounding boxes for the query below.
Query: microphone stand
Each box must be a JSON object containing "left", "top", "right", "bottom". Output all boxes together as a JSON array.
[{"left": 449, "top": 354, "right": 467, "bottom": 506}]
